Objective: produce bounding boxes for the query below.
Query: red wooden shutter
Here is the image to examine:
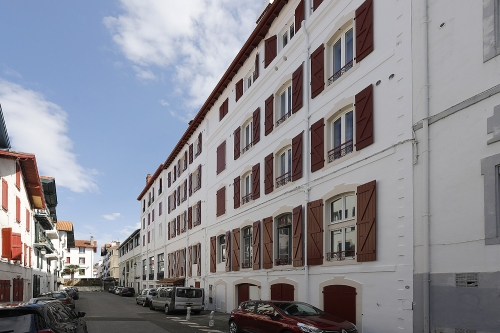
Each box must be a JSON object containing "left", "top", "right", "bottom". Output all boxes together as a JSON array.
[
  {"left": 264, "top": 153, "right": 274, "bottom": 194},
  {"left": 188, "top": 206, "right": 193, "bottom": 230},
  {"left": 197, "top": 200, "right": 202, "bottom": 225},
  {"left": 292, "top": 205, "right": 303, "bottom": 267},
  {"left": 216, "top": 187, "right": 226, "bottom": 217},
  {"left": 173, "top": 189, "right": 177, "bottom": 209},
  {"left": 313, "top": 0, "right": 323, "bottom": 11},
  {"left": 253, "top": 108, "right": 260, "bottom": 145},
  {"left": 355, "top": 0, "right": 374, "bottom": 63},
  {"left": 264, "top": 35, "right": 277, "bottom": 68},
  {"left": 168, "top": 172, "right": 171, "bottom": 187},
  {"left": 198, "top": 132, "right": 202, "bottom": 154},
  {"left": 219, "top": 98, "right": 229, "bottom": 121},
  {"left": 235, "top": 79, "right": 244, "bottom": 102},
  {"left": 232, "top": 228, "right": 240, "bottom": 271},
  {"left": 292, "top": 131, "right": 303, "bottom": 181},
  {"left": 234, "top": 127, "right": 241, "bottom": 160},
  {"left": 12, "top": 233, "right": 22, "bottom": 261},
  {"left": 292, "top": 63, "right": 303, "bottom": 113},
  {"left": 252, "top": 220, "right": 260, "bottom": 270},
  {"left": 168, "top": 196, "right": 171, "bottom": 213},
  {"left": 225, "top": 230, "right": 231, "bottom": 272},
  {"left": 2, "top": 228, "right": 12, "bottom": 259},
  {"left": 198, "top": 164, "right": 202, "bottom": 189},
  {"left": 189, "top": 144, "right": 194, "bottom": 164},
  {"left": 189, "top": 173, "right": 193, "bottom": 197},
  {"left": 252, "top": 163, "right": 260, "bottom": 200},
  {"left": 168, "top": 223, "right": 171, "bottom": 240},
  {"left": 173, "top": 166, "right": 177, "bottom": 181},
  {"left": 197, "top": 243, "right": 201, "bottom": 276},
  {"left": 15, "top": 164, "right": 20, "bottom": 188},
  {"left": 262, "top": 217, "right": 273, "bottom": 269},
  {"left": 188, "top": 246, "right": 192, "bottom": 277},
  {"left": 357, "top": 180, "right": 377, "bottom": 262},
  {"left": 176, "top": 216, "right": 180, "bottom": 235},
  {"left": 2, "top": 179, "right": 8, "bottom": 211},
  {"left": 217, "top": 141, "right": 226, "bottom": 175},
  {"left": 264, "top": 95, "right": 274, "bottom": 136},
  {"left": 295, "top": 0, "right": 305, "bottom": 31},
  {"left": 233, "top": 176, "right": 241, "bottom": 209},
  {"left": 307, "top": 199, "right": 324, "bottom": 265},
  {"left": 311, "top": 118, "right": 325, "bottom": 172},
  {"left": 25, "top": 209, "right": 30, "bottom": 232},
  {"left": 311, "top": 44, "right": 325, "bottom": 98},
  {"left": 184, "top": 179, "right": 187, "bottom": 201},
  {"left": 355, "top": 84, "right": 374, "bottom": 150},
  {"left": 184, "top": 151, "right": 188, "bottom": 170},
  {"left": 254, "top": 53, "right": 259, "bottom": 80},
  {"left": 15, "top": 197, "right": 20, "bottom": 223},
  {"left": 177, "top": 186, "right": 181, "bottom": 205},
  {"left": 177, "top": 160, "right": 181, "bottom": 176},
  {"left": 28, "top": 246, "right": 31, "bottom": 267}
]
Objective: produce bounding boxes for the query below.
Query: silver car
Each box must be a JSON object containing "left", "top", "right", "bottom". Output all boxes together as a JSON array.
[{"left": 136, "top": 288, "right": 157, "bottom": 307}]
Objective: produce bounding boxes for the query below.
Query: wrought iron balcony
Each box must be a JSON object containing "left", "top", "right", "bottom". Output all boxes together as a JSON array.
[
  {"left": 275, "top": 257, "right": 291, "bottom": 266},
  {"left": 276, "top": 111, "right": 292, "bottom": 127},
  {"left": 34, "top": 209, "right": 54, "bottom": 230},
  {"left": 241, "top": 261, "right": 252, "bottom": 269},
  {"left": 328, "top": 60, "right": 354, "bottom": 85},
  {"left": 326, "top": 250, "right": 355, "bottom": 261},
  {"left": 276, "top": 171, "right": 291, "bottom": 188},
  {"left": 193, "top": 218, "right": 201, "bottom": 227},
  {"left": 328, "top": 140, "right": 353, "bottom": 163},
  {"left": 148, "top": 273, "right": 154, "bottom": 280},
  {"left": 193, "top": 183, "right": 201, "bottom": 193},
  {"left": 157, "top": 272, "right": 164, "bottom": 280},
  {"left": 241, "top": 193, "right": 253, "bottom": 204},
  {"left": 241, "top": 142, "right": 253, "bottom": 154}
]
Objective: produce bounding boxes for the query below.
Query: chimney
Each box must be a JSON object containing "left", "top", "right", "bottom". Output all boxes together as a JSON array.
[
  {"left": 146, "top": 174, "right": 152, "bottom": 184},
  {"left": 90, "top": 235, "right": 94, "bottom": 246}
]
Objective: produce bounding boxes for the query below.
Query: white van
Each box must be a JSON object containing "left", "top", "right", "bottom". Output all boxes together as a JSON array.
[{"left": 150, "top": 286, "right": 204, "bottom": 314}]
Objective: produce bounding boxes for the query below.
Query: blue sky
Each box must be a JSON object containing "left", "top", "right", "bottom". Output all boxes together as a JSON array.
[{"left": 0, "top": 0, "right": 263, "bottom": 261}]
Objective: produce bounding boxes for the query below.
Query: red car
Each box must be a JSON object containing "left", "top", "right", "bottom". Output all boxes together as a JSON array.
[{"left": 228, "top": 300, "right": 357, "bottom": 333}]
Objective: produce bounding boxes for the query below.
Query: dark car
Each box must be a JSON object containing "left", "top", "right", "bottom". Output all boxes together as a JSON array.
[
  {"left": 114, "top": 287, "right": 124, "bottom": 295},
  {"left": 120, "top": 287, "right": 135, "bottom": 297},
  {"left": 228, "top": 300, "right": 358, "bottom": 333},
  {"left": 102, "top": 277, "right": 116, "bottom": 282},
  {"left": 108, "top": 286, "right": 116, "bottom": 293},
  {"left": 136, "top": 288, "right": 157, "bottom": 307},
  {"left": 64, "top": 287, "right": 79, "bottom": 300},
  {"left": 38, "top": 291, "right": 75, "bottom": 309},
  {"left": 0, "top": 300, "right": 87, "bottom": 333}
]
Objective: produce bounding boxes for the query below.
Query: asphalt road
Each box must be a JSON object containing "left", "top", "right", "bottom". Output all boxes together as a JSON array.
[{"left": 77, "top": 291, "right": 230, "bottom": 333}]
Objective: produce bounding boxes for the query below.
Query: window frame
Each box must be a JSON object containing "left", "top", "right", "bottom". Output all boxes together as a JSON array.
[
  {"left": 218, "top": 235, "right": 226, "bottom": 263},
  {"left": 241, "top": 119, "right": 254, "bottom": 154},
  {"left": 327, "top": 109, "right": 356, "bottom": 163},
  {"left": 276, "top": 84, "right": 293, "bottom": 128},
  {"left": 325, "top": 192, "right": 357, "bottom": 262},
  {"left": 275, "top": 213, "right": 292, "bottom": 266},
  {"left": 328, "top": 25, "right": 355, "bottom": 85},
  {"left": 276, "top": 146, "right": 292, "bottom": 188},
  {"left": 280, "top": 21, "right": 295, "bottom": 51},
  {"left": 241, "top": 226, "right": 253, "bottom": 268},
  {"left": 242, "top": 171, "right": 253, "bottom": 205}
]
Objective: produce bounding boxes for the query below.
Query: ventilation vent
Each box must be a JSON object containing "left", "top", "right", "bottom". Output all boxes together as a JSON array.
[
  {"left": 455, "top": 329, "right": 476, "bottom": 333},
  {"left": 455, "top": 273, "right": 478, "bottom": 287}
]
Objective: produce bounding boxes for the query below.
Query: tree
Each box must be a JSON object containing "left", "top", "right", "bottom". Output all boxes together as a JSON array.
[{"left": 61, "top": 265, "right": 81, "bottom": 284}]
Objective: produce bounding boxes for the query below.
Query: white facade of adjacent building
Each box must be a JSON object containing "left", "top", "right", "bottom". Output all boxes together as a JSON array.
[
  {"left": 117, "top": 229, "right": 142, "bottom": 291},
  {"left": 62, "top": 237, "right": 96, "bottom": 280}
]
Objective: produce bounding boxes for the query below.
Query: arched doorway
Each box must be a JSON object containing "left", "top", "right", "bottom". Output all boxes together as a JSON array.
[
  {"left": 323, "top": 285, "right": 357, "bottom": 324},
  {"left": 270, "top": 283, "right": 294, "bottom": 301},
  {"left": 236, "top": 283, "right": 258, "bottom": 306}
]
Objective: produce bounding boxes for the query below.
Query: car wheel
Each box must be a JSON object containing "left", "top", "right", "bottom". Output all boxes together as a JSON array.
[
  {"left": 164, "top": 305, "right": 172, "bottom": 315},
  {"left": 142, "top": 300, "right": 147, "bottom": 307},
  {"left": 149, "top": 302, "right": 155, "bottom": 310},
  {"left": 229, "top": 320, "right": 240, "bottom": 333}
]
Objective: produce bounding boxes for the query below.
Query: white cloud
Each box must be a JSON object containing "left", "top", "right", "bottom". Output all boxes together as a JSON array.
[
  {"left": 118, "top": 222, "right": 141, "bottom": 236},
  {"left": 104, "top": 0, "right": 262, "bottom": 113},
  {"left": 102, "top": 213, "right": 121, "bottom": 221},
  {"left": 159, "top": 99, "right": 169, "bottom": 107},
  {"left": 0, "top": 79, "right": 98, "bottom": 193},
  {"left": 132, "top": 65, "right": 157, "bottom": 81}
]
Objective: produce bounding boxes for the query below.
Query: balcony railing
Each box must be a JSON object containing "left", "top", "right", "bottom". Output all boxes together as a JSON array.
[
  {"left": 157, "top": 272, "right": 164, "bottom": 280},
  {"left": 148, "top": 273, "right": 154, "bottom": 280},
  {"left": 275, "top": 257, "right": 291, "bottom": 266},
  {"left": 142, "top": 274, "right": 146, "bottom": 280},
  {"left": 328, "top": 60, "right": 354, "bottom": 85},
  {"left": 241, "top": 193, "right": 253, "bottom": 204},
  {"left": 328, "top": 140, "right": 353, "bottom": 163},
  {"left": 193, "top": 183, "right": 201, "bottom": 193},
  {"left": 193, "top": 218, "right": 201, "bottom": 227},
  {"left": 242, "top": 261, "right": 252, "bottom": 269},
  {"left": 326, "top": 250, "right": 355, "bottom": 261},
  {"left": 276, "top": 111, "right": 292, "bottom": 127},
  {"left": 241, "top": 142, "right": 253, "bottom": 154},
  {"left": 276, "top": 171, "right": 291, "bottom": 188}
]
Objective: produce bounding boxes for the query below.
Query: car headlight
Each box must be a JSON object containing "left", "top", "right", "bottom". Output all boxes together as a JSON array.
[{"left": 297, "top": 322, "right": 324, "bottom": 333}]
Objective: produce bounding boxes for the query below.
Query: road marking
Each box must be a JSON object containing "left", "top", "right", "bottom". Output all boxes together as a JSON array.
[{"left": 199, "top": 330, "right": 222, "bottom": 333}]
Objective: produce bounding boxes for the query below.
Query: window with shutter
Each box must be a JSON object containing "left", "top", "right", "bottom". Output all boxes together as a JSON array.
[
  {"left": 295, "top": 0, "right": 305, "bottom": 31},
  {"left": 235, "top": 79, "right": 244, "bottom": 102},
  {"left": 307, "top": 199, "right": 324, "bottom": 265},
  {"left": 292, "top": 63, "right": 303, "bottom": 114},
  {"left": 234, "top": 127, "right": 241, "bottom": 160},
  {"left": 197, "top": 132, "right": 202, "bottom": 156},
  {"left": 252, "top": 220, "right": 260, "bottom": 270},
  {"left": 2, "top": 179, "right": 8, "bottom": 211},
  {"left": 265, "top": 96, "right": 274, "bottom": 137},
  {"left": 15, "top": 197, "right": 20, "bottom": 223},
  {"left": 197, "top": 243, "right": 201, "bottom": 276},
  {"left": 183, "top": 179, "right": 187, "bottom": 201},
  {"left": 26, "top": 209, "right": 30, "bottom": 232},
  {"left": 253, "top": 108, "right": 260, "bottom": 145},
  {"left": 184, "top": 151, "right": 188, "bottom": 171},
  {"left": 234, "top": 176, "right": 241, "bottom": 209},
  {"left": 189, "top": 144, "right": 193, "bottom": 164},
  {"left": 264, "top": 153, "right": 274, "bottom": 194},
  {"left": 197, "top": 201, "right": 202, "bottom": 226},
  {"left": 263, "top": 217, "right": 273, "bottom": 269},
  {"left": 168, "top": 172, "right": 171, "bottom": 187},
  {"left": 292, "top": 205, "right": 303, "bottom": 267},
  {"left": 232, "top": 228, "right": 240, "bottom": 271},
  {"left": 254, "top": 53, "right": 259, "bottom": 80},
  {"left": 210, "top": 236, "right": 216, "bottom": 273},
  {"left": 356, "top": 180, "right": 376, "bottom": 262},
  {"left": 252, "top": 163, "right": 260, "bottom": 200},
  {"left": 355, "top": 0, "right": 374, "bottom": 63},
  {"left": 198, "top": 164, "right": 202, "bottom": 190},
  {"left": 177, "top": 186, "right": 181, "bottom": 206},
  {"left": 311, "top": 44, "right": 325, "bottom": 98},
  {"left": 355, "top": 84, "right": 374, "bottom": 150},
  {"left": 219, "top": 98, "right": 229, "bottom": 121},
  {"left": 173, "top": 166, "right": 177, "bottom": 182},
  {"left": 188, "top": 206, "right": 192, "bottom": 230},
  {"left": 216, "top": 187, "right": 226, "bottom": 217},
  {"left": 292, "top": 132, "right": 303, "bottom": 181},
  {"left": 225, "top": 230, "right": 231, "bottom": 272},
  {"left": 15, "top": 164, "right": 20, "bottom": 189},
  {"left": 313, "top": 0, "right": 323, "bottom": 11},
  {"left": 264, "top": 35, "right": 277, "bottom": 68},
  {"left": 217, "top": 141, "right": 226, "bottom": 175},
  {"left": 189, "top": 173, "right": 193, "bottom": 197},
  {"left": 2, "top": 228, "right": 12, "bottom": 259},
  {"left": 311, "top": 118, "right": 325, "bottom": 172}
]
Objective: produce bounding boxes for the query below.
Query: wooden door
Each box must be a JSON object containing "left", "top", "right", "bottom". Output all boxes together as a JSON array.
[
  {"left": 270, "top": 283, "right": 294, "bottom": 301},
  {"left": 323, "top": 285, "right": 356, "bottom": 324},
  {"left": 0, "top": 280, "right": 9, "bottom": 302},
  {"left": 13, "top": 279, "right": 23, "bottom": 301},
  {"left": 237, "top": 283, "right": 250, "bottom": 306}
]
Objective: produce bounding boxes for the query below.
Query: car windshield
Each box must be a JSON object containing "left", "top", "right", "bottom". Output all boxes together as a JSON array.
[
  {"left": 176, "top": 288, "right": 202, "bottom": 298},
  {"left": 50, "top": 293, "right": 67, "bottom": 299},
  {"left": 0, "top": 312, "right": 46, "bottom": 333},
  {"left": 274, "top": 302, "right": 325, "bottom": 316}
]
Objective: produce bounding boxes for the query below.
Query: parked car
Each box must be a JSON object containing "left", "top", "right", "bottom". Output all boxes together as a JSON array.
[
  {"left": 102, "top": 277, "right": 116, "bottom": 282},
  {"left": 28, "top": 297, "right": 57, "bottom": 304},
  {"left": 0, "top": 300, "right": 87, "bottom": 333},
  {"left": 150, "top": 286, "right": 204, "bottom": 314},
  {"left": 38, "top": 291, "right": 75, "bottom": 309},
  {"left": 64, "top": 287, "right": 79, "bottom": 300},
  {"left": 136, "top": 288, "right": 157, "bottom": 307},
  {"left": 114, "top": 287, "right": 124, "bottom": 295},
  {"left": 108, "top": 286, "right": 117, "bottom": 293},
  {"left": 120, "top": 287, "right": 135, "bottom": 297},
  {"left": 228, "top": 300, "right": 358, "bottom": 333}
]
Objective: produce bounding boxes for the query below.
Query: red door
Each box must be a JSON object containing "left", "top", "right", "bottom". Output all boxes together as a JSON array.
[
  {"left": 237, "top": 283, "right": 250, "bottom": 306},
  {"left": 323, "top": 285, "right": 356, "bottom": 324},
  {"left": 13, "top": 279, "right": 23, "bottom": 302},
  {"left": 270, "top": 283, "right": 294, "bottom": 301},
  {"left": 0, "top": 280, "right": 9, "bottom": 302}
]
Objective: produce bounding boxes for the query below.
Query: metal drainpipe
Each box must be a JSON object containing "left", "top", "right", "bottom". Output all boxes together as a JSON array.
[
  {"left": 186, "top": 146, "right": 190, "bottom": 288},
  {"left": 422, "top": 0, "right": 430, "bottom": 331}
]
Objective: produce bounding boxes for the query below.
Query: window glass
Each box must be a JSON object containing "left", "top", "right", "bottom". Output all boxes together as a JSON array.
[
  {"left": 333, "top": 39, "right": 342, "bottom": 73},
  {"left": 331, "top": 198, "right": 343, "bottom": 222},
  {"left": 176, "top": 288, "right": 203, "bottom": 298},
  {"left": 283, "top": 32, "right": 288, "bottom": 48},
  {"left": 345, "top": 226, "right": 356, "bottom": 253},
  {"left": 278, "top": 228, "right": 290, "bottom": 258},
  {"left": 290, "top": 23, "right": 295, "bottom": 39},
  {"left": 331, "top": 229, "right": 343, "bottom": 253},
  {"left": 256, "top": 303, "right": 277, "bottom": 316},
  {"left": 280, "top": 91, "right": 286, "bottom": 117},
  {"left": 345, "top": 111, "right": 353, "bottom": 142},
  {"left": 344, "top": 194, "right": 355, "bottom": 219},
  {"left": 241, "top": 301, "right": 256, "bottom": 312},
  {"left": 287, "top": 86, "right": 292, "bottom": 113},
  {"left": 345, "top": 28, "right": 354, "bottom": 64}
]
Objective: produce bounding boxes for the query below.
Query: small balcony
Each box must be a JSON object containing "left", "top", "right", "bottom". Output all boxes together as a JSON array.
[
  {"left": 327, "top": 60, "right": 354, "bottom": 85},
  {"left": 275, "top": 257, "right": 291, "bottom": 266},
  {"left": 276, "top": 111, "right": 292, "bottom": 127},
  {"left": 148, "top": 273, "right": 154, "bottom": 280},
  {"left": 35, "top": 209, "right": 54, "bottom": 230},
  {"left": 241, "top": 142, "right": 253, "bottom": 154},
  {"left": 241, "top": 193, "right": 253, "bottom": 205},
  {"left": 328, "top": 140, "right": 353, "bottom": 163},
  {"left": 241, "top": 261, "right": 252, "bottom": 269},
  {"left": 326, "top": 250, "right": 355, "bottom": 261},
  {"left": 276, "top": 171, "right": 291, "bottom": 188},
  {"left": 157, "top": 272, "right": 164, "bottom": 280}
]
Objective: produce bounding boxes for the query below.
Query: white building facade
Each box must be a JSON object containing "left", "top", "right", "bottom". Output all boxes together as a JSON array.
[
  {"left": 61, "top": 237, "right": 96, "bottom": 280},
  {"left": 117, "top": 230, "right": 141, "bottom": 291}
]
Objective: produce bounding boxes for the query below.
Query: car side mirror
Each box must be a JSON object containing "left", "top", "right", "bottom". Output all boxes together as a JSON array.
[
  {"left": 271, "top": 313, "right": 282, "bottom": 320},
  {"left": 77, "top": 311, "right": 86, "bottom": 318}
]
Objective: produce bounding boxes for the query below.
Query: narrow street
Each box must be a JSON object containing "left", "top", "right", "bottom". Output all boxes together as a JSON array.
[{"left": 78, "top": 291, "right": 230, "bottom": 333}]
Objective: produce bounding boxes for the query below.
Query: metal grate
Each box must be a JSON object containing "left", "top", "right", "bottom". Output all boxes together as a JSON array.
[{"left": 455, "top": 273, "right": 478, "bottom": 287}]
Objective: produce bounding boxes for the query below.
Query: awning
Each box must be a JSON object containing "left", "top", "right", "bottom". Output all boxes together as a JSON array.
[{"left": 156, "top": 277, "right": 185, "bottom": 286}]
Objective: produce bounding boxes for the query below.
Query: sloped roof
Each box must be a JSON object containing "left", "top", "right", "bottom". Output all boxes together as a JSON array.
[
  {"left": 56, "top": 221, "right": 73, "bottom": 231},
  {"left": 0, "top": 104, "right": 11, "bottom": 149},
  {"left": 75, "top": 239, "right": 97, "bottom": 253}
]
